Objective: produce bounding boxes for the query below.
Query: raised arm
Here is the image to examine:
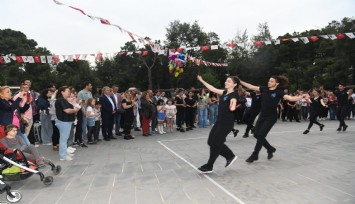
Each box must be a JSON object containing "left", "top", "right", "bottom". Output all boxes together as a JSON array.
[
  {"left": 283, "top": 94, "right": 307, "bottom": 102},
  {"left": 240, "top": 80, "right": 260, "bottom": 92},
  {"left": 197, "top": 75, "right": 224, "bottom": 95}
]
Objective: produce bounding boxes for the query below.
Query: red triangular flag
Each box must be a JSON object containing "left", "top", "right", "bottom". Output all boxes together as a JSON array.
[
  {"left": 69, "top": 6, "right": 86, "bottom": 15},
  {"left": 53, "top": 56, "right": 60, "bottom": 63},
  {"left": 0, "top": 57, "right": 4, "bottom": 64},
  {"left": 75, "top": 54, "right": 80, "bottom": 61},
  {"left": 34, "top": 56, "right": 41, "bottom": 63},
  {"left": 118, "top": 52, "right": 126, "bottom": 56},
  {"left": 16, "top": 56, "right": 24, "bottom": 63},
  {"left": 227, "top": 43, "right": 236, "bottom": 48},
  {"left": 281, "top": 39, "right": 289, "bottom": 42},
  {"left": 127, "top": 32, "right": 136, "bottom": 42},
  {"left": 336, "top": 33, "right": 345, "bottom": 39},
  {"left": 142, "top": 50, "right": 149, "bottom": 56},
  {"left": 176, "top": 48, "right": 183, "bottom": 53},
  {"left": 255, "top": 41, "right": 263, "bottom": 47},
  {"left": 96, "top": 53, "right": 103, "bottom": 61},
  {"left": 99, "top": 18, "right": 111, "bottom": 25},
  {"left": 309, "top": 36, "right": 319, "bottom": 42},
  {"left": 201, "top": 46, "right": 209, "bottom": 51}
]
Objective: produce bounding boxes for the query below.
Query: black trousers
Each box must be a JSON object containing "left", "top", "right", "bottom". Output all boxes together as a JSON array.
[
  {"left": 94, "top": 121, "right": 101, "bottom": 140},
  {"left": 253, "top": 115, "right": 277, "bottom": 155},
  {"left": 205, "top": 122, "right": 234, "bottom": 169},
  {"left": 245, "top": 109, "right": 260, "bottom": 134},
  {"left": 307, "top": 112, "right": 321, "bottom": 130},
  {"left": 51, "top": 120, "right": 60, "bottom": 146},
  {"left": 336, "top": 106, "right": 348, "bottom": 128},
  {"left": 185, "top": 107, "right": 195, "bottom": 128},
  {"left": 176, "top": 108, "right": 185, "bottom": 128},
  {"left": 281, "top": 108, "right": 288, "bottom": 120},
  {"left": 74, "top": 117, "right": 83, "bottom": 143},
  {"left": 102, "top": 115, "right": 114, "bottom": 139}
]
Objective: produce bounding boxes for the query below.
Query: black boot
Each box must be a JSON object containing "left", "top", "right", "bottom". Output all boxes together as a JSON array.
[
  {"left": 267, "top": 147, "right": 276, "bottom": 160},
  {"left": 303, "top": 129, "right": 309, "bottom": 134},
  {"left": 233, "top": 129, "right": 239, "bottom": 137},
  {"left": 243, "top": 133, "right": 249, "bottom": 138},
  {"left": 319, "top": 124, "right": 324, "bottom": 131},
  {"left": 245, "top": 153, "right": 258, "bottom": 163}
]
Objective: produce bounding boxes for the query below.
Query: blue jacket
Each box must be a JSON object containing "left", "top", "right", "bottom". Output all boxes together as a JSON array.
[{"left": 0, "top": 98, "right": 30, "bottom": 126}]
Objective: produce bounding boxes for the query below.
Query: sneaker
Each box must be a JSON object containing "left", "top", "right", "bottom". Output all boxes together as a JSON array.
[
  {"left": 134, "top": 128, "right": 141, "bottom": 131},
  {"left": 225, "top": 156, "right": 238, "bottom": 168},
  {"left": 337, "top": 127, "right": 342, "bottom": 131},
  {"left": 242, "top": 133, "right": 249, "bottom": 138},
  {"left": 245, "top": 153, "right": 258, "bottom": 163},
  {"left": 303, "top": 129, "right": 309, "bottom": 134},
  {"left": 343, "top": 125, "right": 348, "bottom": 131},
  {"left": 68, "top": 146, "right": 76, "bottom": 151},
  {"left": 250, "top": 127, "right": 255, "bottom": 134},
  {"left": 267, "top": 147, "right": 276, "bottom": 160},
  {"left": 60, "top": 156, "right": 73, "bottom": 161},
  {"left": 320, "top": 124, "right": 325, "bottom": 131},
  {"left": 88, "top": 141, "right": 97, "bottom": 144},
  {"left": 43, "top": 143, "right": 53, "bottom": 146},
  {"left": 34, "top": 144, "right": 40, "bottom": 148},
  {"left": 233, "top": 129, "right": 239, "bottom": 137},
  {"left": 80, "top": 143, "right": 88, "bottom": 148},
  {"left": 67, "top": 148, "right": 75, "bottom": 154},
  {"left": 197, "top": 165, "right": 213, "bottom": 174},
  {"left": 72, "top": 142, "right": 80, "bottom": 147},
  {"left": 180, "top": 129, "right": 185, "bottom": 133}
]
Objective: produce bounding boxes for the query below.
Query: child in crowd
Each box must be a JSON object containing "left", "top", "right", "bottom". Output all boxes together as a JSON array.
[
  {"left": 1, "top": 124, "right": 50, "bottom": 166},
  {"left": 86, "top": 98, "right": 99, "bottom": 144},
  {"left": 164, "top": 99, "right": 177, "bottom": 133},
  {"left": 156, "top": 99, "right": 166, "bottom": 134}
]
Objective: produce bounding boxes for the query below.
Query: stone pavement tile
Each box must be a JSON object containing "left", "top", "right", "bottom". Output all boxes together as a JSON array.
[
  {"left": 91, "top": 175, "right": 115, "bottom": 189},
  {"left": 65, "top": 175, "right": 94, "bottom": 190},
  {"left": 141, "top": 161, "right": 162, "bottom": 172},
  {"left": 110, "top": 185, "right": 135, "bottom": 204},
  {"left": 158, "top": 160, "right": 181, "bottom": 170},
  {"left": 173, "top": 168, "right": 201, "bottom": 181},
  {"left": 56, "top": 188, "right": 88, "bottom": 204},
  {"left": 135, "top": 173, "right": 159, "bottom": 185},
  {"left": 155, "top": 169, "right": 180, "bottom": 184},
  {"left": 83, "top": 187, "right": 111, "bottom": 204},
  {"left": 158, "top": 183, "right": 195, "bottom": 204},
  {"left": 182, "top": 181, "right": 223, "bottom": 204},
  {"left": 102, "top": 163, "right": 123, "bottom": 175},
  {"left": 122, "top": 161, "right": 142, "bottom": 173},
  {"left": 113, "top": 172, "right": 135, "bottom": 188},
  {"left": 135, "top": 184, "right": 164, "bottom": 204},
  {"left": 28, "top": 188, "right": 62, "bottom": 204},
  {"left": 61, "top": 164, "right": 90, "bottom": 176}
]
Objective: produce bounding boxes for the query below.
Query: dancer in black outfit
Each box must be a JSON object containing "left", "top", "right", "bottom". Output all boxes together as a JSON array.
[
  {"left": 303, "top": 90, "right": 326, "bottom": 134},
  {"left": 334, "top": 83, "right": 350, "bottom": 131},
  {"left": 197, "top": 75, "right": 239, "bottom": 173},
  {"left": 243, "top": 90, "right": 261, "bottom": 138},
  {"left": 240, "top": 76, "right": 306, "bottom": 163}
]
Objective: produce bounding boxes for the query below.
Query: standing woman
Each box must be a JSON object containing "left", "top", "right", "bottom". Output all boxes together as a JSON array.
[
  {"left": 208, "top": 92, "right": 219, "bottom": 126},
  {"left": 37, "top": 89, "right": 53, "bottom": 145},
  {"left": 184, "top": 91, "right": 197, "bottom": 131},
  {"left": 0, "top": 86, "right": 30, "bottom": 144},
  {"left": 140, "top": 91, "right": 154, "bottom": 136},
  {"left": 122, "top": 91, "right": 137, "bottom": 140},
  {"left": 196, "top": 75, "right": 239, "bottom": 173},
  {"left": 197, "top": 89, "right": 208, "bottom": 128},
  {"left": 49, "top": 90, "right": 60, "bottom": 151},
  {"left": 303, "top": 90, "right": 326, "bottom": 134},
  {"left": 55, "top": 86, "right": 80, "bottom": 161},
  {"left": 240, "top": 76, "right": 306, "bottom": 163}
]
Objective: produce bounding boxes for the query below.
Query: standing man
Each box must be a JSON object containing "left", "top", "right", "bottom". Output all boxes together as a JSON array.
[
  {"left": 48, "top": 83, "right": 56, "bottom": 97},
  {"left": 111, "top": 85, "right": 123, "bottom": 136},
  {"left": 99, "top": 87, "right": 117, "bottom": 141},
  {"left": 334, "top": 83, "right": 350, "bottom": 131},
  {"left": 77, "top": 81, "right": 93, "bottom": 143}
]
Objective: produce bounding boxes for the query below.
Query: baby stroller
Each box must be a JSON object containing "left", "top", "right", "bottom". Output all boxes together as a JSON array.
[
  {"left": 0, "top": 149, "right": 61, "bottom": 186},
  {"left": 0, "top": 175, "right": 22, "bottom": 203}
]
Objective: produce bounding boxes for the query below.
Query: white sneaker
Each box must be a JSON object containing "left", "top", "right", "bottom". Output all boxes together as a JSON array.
[
  {"left": 60, "top": 156, "right": 73, "bottom": 161},
  {"left": 43, "top": 143, "right": 53, "bottom": 146},
  {"left": 68, "top": 146, "right": 76, "bottom": 151},
  {"left": 67, "top": 149, "right": 75, "bottom": 154},
  {"left": 162, "top": 131, "right": 166, "bottom": 134}
]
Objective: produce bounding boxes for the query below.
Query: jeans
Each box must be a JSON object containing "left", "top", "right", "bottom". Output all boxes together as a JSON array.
[
  {"left": 114, "top": 113, "right": 122, "bottom": 134},
  {"left": 209, "top": 104, "right": 218, "bottom": 125},
  {"left": 40, "top": 113, "right": 53, "bottom": 144},
  {"left": 301, "top": 106, "right": 309, "bottom": 120},
  {"left": 198, "top": 107, "right": 208, "bottom": 128},
  {"left": 17, "top": 131, "right": 30, "bottom": 145},
  {"left": 55, "top": 119, "right": 73, "bottom": 159},
  {"left": 82, "top": 113, "right": 87, "bottom": 143},
  {"left": 329, "top": 107, "right": 336, "bottom": 120}
]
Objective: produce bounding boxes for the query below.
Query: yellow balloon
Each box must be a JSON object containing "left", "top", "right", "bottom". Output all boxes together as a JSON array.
[
  {"left": 176, "top": 66, "right": 180, "bottom": 71},
  {"left": 175, "top": 72, "right": 179, "bottom": 77},
  {"left": 180, "top": 68, "right": 184, "bottom": 73},
  {"left": 169, "top": 64, "right": 174, "bottom": 69}
]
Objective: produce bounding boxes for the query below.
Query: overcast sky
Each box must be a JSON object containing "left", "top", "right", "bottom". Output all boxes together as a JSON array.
[{"left": 1, "top": 0, "right": 354, "bottom": 55}]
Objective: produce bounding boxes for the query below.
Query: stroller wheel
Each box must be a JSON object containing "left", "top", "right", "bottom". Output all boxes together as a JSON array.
[
  {"left": 43, "top": 176, "right": 54, "bottom": 185},
  {"left": 53, "top": 165, "right": 62, "bottom": 175},
  {"left": 6, "top": 191, "right": 22, "bottom": 203}
]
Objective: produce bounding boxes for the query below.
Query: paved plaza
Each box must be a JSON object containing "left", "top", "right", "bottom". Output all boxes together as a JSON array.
[{"left": 3, "top": 119, "right": 355, "bottom": 204}]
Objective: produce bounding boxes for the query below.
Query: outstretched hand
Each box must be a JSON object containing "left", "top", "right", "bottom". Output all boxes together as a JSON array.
[{"left": 197, "top": 75, "right": 203, "bottom": 82}]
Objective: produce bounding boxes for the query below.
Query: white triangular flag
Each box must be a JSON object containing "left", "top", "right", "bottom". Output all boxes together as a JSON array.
[
  {"left": 300, "top": 37, "right": 309, "bottom": 44},
  {"left": 344, "top": 32, "right": 355, "bottom": 39},
  {"left": 210, "top": 45, "right": 219, "bottom": 50},
  {"left": 273, "top": 39, "right": 280, "bottom": 45},
  {"left": 328, "top": 34, "right": 337, "bottom": 40},
  {"left": 264, "top": 41, "right": 272, "bottom": 45},
  {"left": 193, "top": 46, "right": 200, "bottom": 51},
  {"left": 185, "top": 47, "right": 193, "bottom": 51},
  {"left": 158, "top": 49, "right": 166, "bottom": 56},
  {"left": 47, "top": 56, "right": 53, "bottom": 64},
  {"left": 67, "top": 55, "right": 74, "bottom": 62},
  {"left": 8, "top": 54, "right": 16, "bottom": 61},
  {"left": 237, "top": 43, "right": 245, "bottom": 47},
  {"left": 81, "top": 54, "right": 88, "bottom": 60},
  {"left": 291, "top": 38, "right": 299, "bottom": 42},
  {"left": 40, "top": 56, "right": 47, "bottom": 63},
  {"left": 21, "top": 56, "right": 29, "bottom": 63},
  {"left": 127, "top": 52, "right": 133, "bottom": 56},
  {"left": 27, "top": 56, "right": 35, "bottom": 63},
  {"left": 319, "top": 35, "right": 329, "bottom": 39},
  {"left": 2, "top": 56, "right": 11, "bottom": 63}
]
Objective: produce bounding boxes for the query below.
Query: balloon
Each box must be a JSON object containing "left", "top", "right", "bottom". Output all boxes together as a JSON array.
[
  {"left": 169, "top": 64, "right": 174, "bottom": 70},
  {"left": 180, "top": 68, "right": 184, "bottom": 73},
  {"left": 178, "top": 54, "right": 185, "bottom": 60},
  {"left": 175, "top": 72, "right": 179, "bottom": 77},
  {"left": 168, "top": 54, "right": 177, "bottom": 60},
  {"left": 176, "top": 66, "right": 180, "bottom": 71},
  {"left": 173, "top": 63, "right": 177, "bottom": 68}
]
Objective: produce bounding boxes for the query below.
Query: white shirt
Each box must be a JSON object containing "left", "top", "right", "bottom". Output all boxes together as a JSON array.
[{"left": 165, "top": 105, "right": 176, "bottom": 118}]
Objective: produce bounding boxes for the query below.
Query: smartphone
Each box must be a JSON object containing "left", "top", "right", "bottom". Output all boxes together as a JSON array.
[{"left": 26, "top": 92, "right": 31, "bottom": 101}]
